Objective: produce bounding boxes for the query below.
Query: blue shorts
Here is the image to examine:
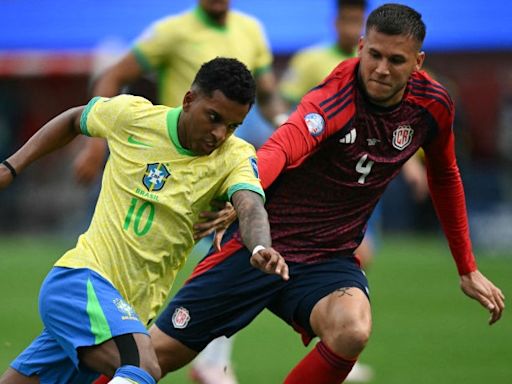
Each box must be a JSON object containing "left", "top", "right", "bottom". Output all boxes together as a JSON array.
[
  {"left": 155, "top": 244, "right": 369, "bottom": 351},
  {"left": 11, "top": 267, "right": 148, "bottom": 383}
]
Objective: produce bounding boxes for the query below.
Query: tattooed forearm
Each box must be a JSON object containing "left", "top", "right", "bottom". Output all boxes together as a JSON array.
[
  {"left": 231, "top": 190, "right": 271, "bottom": 251},
  {"left": 336, "top": 288, "right": 353, "bottom": 297}
]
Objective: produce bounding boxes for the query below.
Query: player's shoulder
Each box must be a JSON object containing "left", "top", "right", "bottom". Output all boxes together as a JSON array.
[
  {"left": 97, "top": 95, "right": 167, "bottom": 120},
  {"left": 229, "top": 9, "right": 265, "bottom": 30},
  {"left": 108, "top": 94, "right": 154, "bottom": 108},
  {"left": 304, "top": 58, "right": 358, "bottom": 101},
  {"left": 217, "top": 135, "right": 256, "bottom": 159},
  {"left": 406, "top": 70, "right": 454, "bottom": 114},
  {"left": 151, "top": 8, "right": 194, "bottom": 31},
  {"left": 292, "top": 43, "right": 333, "bottom": 63}
]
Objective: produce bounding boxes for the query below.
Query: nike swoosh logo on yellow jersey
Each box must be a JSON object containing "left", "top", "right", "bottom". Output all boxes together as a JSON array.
[{"left": 128, "top": 135, "right": 152, "bottom": 148}]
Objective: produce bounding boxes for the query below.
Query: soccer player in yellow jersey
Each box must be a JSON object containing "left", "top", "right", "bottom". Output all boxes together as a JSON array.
[
  {"left": 74, "top": 0, "right": 287, "bottom": 185},
  {"left": 280, "top": 0, "right": 367, "bottom": 108},
  {"left": 0, "top": 58, "right": 289, "bottom": 384}
]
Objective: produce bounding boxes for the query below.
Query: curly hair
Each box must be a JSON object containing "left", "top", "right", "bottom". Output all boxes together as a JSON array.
[{"left": 191, "top": 57, "right": 256, "bottom": 106}]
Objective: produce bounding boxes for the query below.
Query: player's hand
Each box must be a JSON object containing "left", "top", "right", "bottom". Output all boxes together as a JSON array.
[
  {"left": 73, "top": 137, "right": 106, "bottom": 185},
  {"left": 402, "top": 156, "right": 429, "bottom": 201},
  {"left": 193, "top": 201, "right": 237, "bottom": 251},
  {"left": 460, "top": 270, "right": 505, "bottom": 325},
  {"left": 250, "top": 247, "right": 289, "bottom": 281}
]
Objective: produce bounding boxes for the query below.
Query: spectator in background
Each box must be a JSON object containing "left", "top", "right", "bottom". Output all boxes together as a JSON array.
[{"left": 77, "top": 1, "right": 287, "bottom": 384}]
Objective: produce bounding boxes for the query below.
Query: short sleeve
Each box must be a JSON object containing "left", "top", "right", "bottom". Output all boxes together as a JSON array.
[
  {"left": 218, "top": 142, "right": 264, "bottom": 202},
  {"left": 80, "top": 95, "right": 139, "bottom": 139},
  {"left": 132, "top": 17, "right": 178, "bottom": 72}
]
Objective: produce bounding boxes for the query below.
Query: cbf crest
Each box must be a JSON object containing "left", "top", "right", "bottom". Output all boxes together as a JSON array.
[
  {"left": 113, "top": 298, "right": 139, "bottom": 321},
  {"left": 392, "top": 125, "right": 414, "bottom": 151},
  {"left": 143, "top": 163, "right": 171, "bottom": 192}
]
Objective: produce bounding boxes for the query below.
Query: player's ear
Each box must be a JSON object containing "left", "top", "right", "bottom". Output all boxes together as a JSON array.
[
  {"left": 357, "top": 36, "right": 364, "bottom": 57},
  {"left": 415, "top": 51, "right": 426, "bottom": 71},
  {"left": 182, "top": 90, "right": 197, "bottom": 112}
]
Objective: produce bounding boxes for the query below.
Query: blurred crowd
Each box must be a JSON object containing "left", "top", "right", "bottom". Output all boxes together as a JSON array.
[{"left": 0, "top": 3, "right": 511, "bottom": 255}]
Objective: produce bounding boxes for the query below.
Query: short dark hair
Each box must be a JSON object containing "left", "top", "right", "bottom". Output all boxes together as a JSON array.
[
  {"left": 337, "top": 0, "right": 367, "bottom": 10},
  {"left": 191, "top": 57, "right": 256, "bottom": 106},
  {"left": 366, "top": 3, "right": 426, "bottom": 46}
]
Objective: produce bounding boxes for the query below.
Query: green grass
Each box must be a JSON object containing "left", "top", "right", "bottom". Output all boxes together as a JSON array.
[{"left": 0, "top": 234, "right": 510, "bottom": 383}]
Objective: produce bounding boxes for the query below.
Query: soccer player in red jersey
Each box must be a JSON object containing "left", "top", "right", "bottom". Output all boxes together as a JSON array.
[{"left": 148, "top": 4, "right": 505, "bottom": 383}]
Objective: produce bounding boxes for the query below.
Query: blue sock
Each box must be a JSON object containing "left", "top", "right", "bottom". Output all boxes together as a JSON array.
[{"left": 114, "top": 365, "right": 156, "bottom": 384}]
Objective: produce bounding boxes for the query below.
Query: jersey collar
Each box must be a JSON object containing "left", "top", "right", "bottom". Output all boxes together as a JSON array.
[
  {"left": 194, "top": 6, "right": 228, "bottom": 31},
  {"left": 166, "top": 106, "right": 197, "bottom": 156}
]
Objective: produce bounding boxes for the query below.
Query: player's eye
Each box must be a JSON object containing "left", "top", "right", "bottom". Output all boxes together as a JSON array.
[
  {"left": 369, "top": 51, "right": 380, "bottom": 59},
  {"left": 209, "top": 112, "right": 221, "bottom": 123},
  {"left": 389, "top": 56, "right": 406, "bottom": 65}
]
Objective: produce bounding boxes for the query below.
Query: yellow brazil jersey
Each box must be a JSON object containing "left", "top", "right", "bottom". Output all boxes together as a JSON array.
[
  {"left": 279, "top": 43, "right": 357, "bottom": 105},
  {"left": 133, "top": 6, "right": 272, "bottom": 107},
  {"left": 55, "top": 95, "right": 264, "bottom": 324}
]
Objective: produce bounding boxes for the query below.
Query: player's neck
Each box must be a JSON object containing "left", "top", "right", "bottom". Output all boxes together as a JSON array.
[{"left": 200, "top": 6, "right": 228, "bottom": 26}]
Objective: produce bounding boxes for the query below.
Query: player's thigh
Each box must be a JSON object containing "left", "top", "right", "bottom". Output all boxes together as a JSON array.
[
  {"left": 78, "top": 332, "right": 158, "bottom": 377},
  {"left": 269, "top": 256, "right": 370, "bottom": 345},
  {"left": 150, "top": 324, "right": 198, "bottom": 374},
  {"left": 154, "top": 245, "right": 284, "bottom": 352},
  {"left": 0, "top": 368, "right": 39, "bottom": 384},
  {"left": 39, "top": 267, "right": 151, "bottom": 374},
  {"left": 310, "top": 286, "right": 372, "bottom": 339}
]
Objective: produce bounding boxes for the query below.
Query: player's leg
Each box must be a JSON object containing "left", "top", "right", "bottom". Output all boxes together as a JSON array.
[
  {"left": 187, "top": 237, "right": 239, "bottom": 384},
  {"left": 1, "top": 328, "right": 98, "bottom": 384},
  {"left": 78, "top": 333, "right": 160, "bottom": 382},
  {"left": 190, "top": 336, "right": 237, "bottom": 384},
  {"left": 0, "top": 368, "right": 39, "bottom": 384},
  {"left": 268, "top": 256, "right": 371, "bottom": 384},
  {"left": 39, "top": 267, "right": 160, "bottom": 383},
  {"left": 150, "top": 241, "right": 284, "bottom": 378}
]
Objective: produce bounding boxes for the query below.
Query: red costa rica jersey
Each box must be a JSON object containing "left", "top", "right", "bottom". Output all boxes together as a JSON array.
[{"left": 239, "top": 58, "right": 476, "bottom": 275}]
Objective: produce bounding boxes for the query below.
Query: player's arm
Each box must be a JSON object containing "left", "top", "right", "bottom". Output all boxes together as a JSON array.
[
  {"left": 424, "top": 107, "right": 505, "bottom": 324},
  {"left": 0, "top": 106, "right": 83, "bottom": 189},
  {"left": 401, "top": 152, "right": 428, "bottom": 201},
  {"left": 255, "top": 70, "right": 289, "bottom": 128},
  {"left": 74, "top": 52, "right": 143, "bottom": 185},
  {"left": 231, "top": 189, "right": 289, "bottom": 281}
]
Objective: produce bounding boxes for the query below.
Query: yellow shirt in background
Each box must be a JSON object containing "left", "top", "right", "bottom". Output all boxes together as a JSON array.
[
  {"left": 279, "top": 44, "right": 357, "bottom": 105},
  {"left": 133, "top": 6, "right": 272, "bottom": 107},
  {"left": 56, "top": 95, "right": 264, "bottom": 323}
]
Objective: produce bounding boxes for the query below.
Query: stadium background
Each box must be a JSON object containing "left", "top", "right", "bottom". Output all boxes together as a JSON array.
[{"left": 1, "top": 0, "right": 511, "bottom": 382}]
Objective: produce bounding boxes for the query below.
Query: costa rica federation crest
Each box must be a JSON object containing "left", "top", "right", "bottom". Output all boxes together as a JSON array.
[
  {"left": 172, "top": 306, "right": 191, "bottom": 329},
  {"left": 143, "top": 163, "right": 171, "bottom": 192},
  {"left": 392, "top": 125, "right": 414, "bottom": 151}
]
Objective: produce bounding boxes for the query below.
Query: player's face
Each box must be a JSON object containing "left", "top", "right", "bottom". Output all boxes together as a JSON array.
[
  {"left": 336, "top": 6, "right": 365, "bottom": 53},
  {"left": 358, "top": 28, "right": 425, "bottom": 107},
  {"left": 199, "top": 0, "right": 230, "bottom": 20},
  {"left": 181, "top": 89, "right": 250, "bottom": 155}
]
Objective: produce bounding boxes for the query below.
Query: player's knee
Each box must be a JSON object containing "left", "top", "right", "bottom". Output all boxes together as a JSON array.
[
  {"left": 324, "top": 316, "right": 372, "bottom": 357},
  {"left": 139, "top": 360, "right": 161, "bottom": 382}
]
